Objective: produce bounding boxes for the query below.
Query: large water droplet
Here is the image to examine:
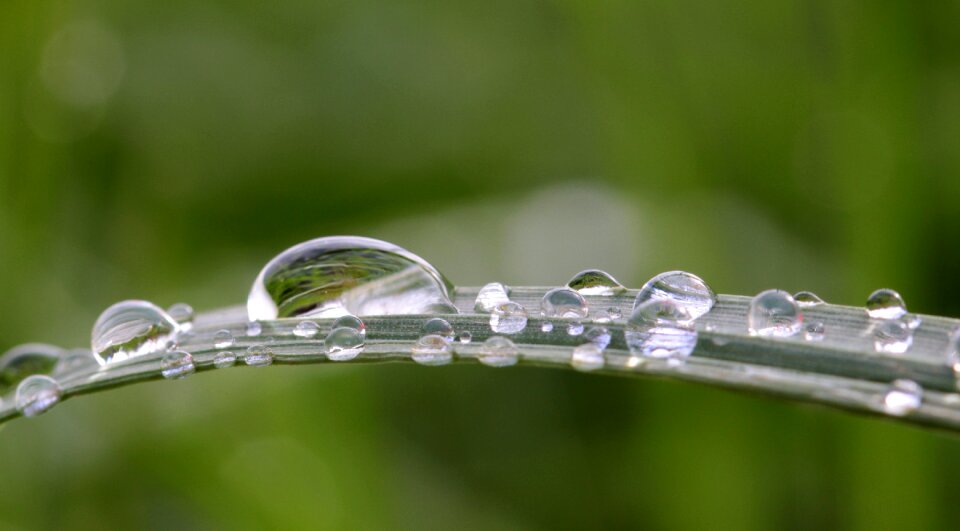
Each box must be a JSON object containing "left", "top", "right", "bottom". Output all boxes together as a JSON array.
[
  {"left": 474, "top": 282, "right": 510, "bottom": 313},
  {"left": 244, "top": 345, "right": 274, "bottom": 367},
  {"left": 325, "top": 327, "right": 364, "bottom": 361},
  {"left": 91, "top": 300, "right": 179, "bottom": 365},
  {"left": 566, "top": 269, "right": 625, "bottom": 296},
  {"left": 747, "top": 290, "right": 803, "bottom": 337},
  {"left": 873, "top": 317, "right": 914, "bottom": 354},
  {"left": 0, "top": 344, "right": 63, "bottom": 396},
  {"left": 625, "top": 299, "right": 697, "bottom": 361},
  {"left": 541, "top": 288, "right": 589, "bottom": 319},
  {"left": 882, "top": 379, "right": 922, "bottom": 416},
  {"left": 794, "top": 291, "right": 824, "bottom": 308},
  {"left": 866, "top": 289, "right": 907, "bottom": 320},
  {"left": 161, "top": 350, "right": 195, "bottom": 380},
  {"left": 16, "top": 375, "right": 61, "bottom": 417},
  {"left": 478, "top": 336, "right": 519, "bottom": 368},
  {"left": 411, "top": 335, "right": 453, "bottom": 366},
  {"left": 490, "top": 302, "right": 528, "bottom": 334},
  {"left": 421, "top": 318, "right": 455, "bottom": 342},
  {"left": 248, "top": 236, "right": 457, "bottom": 320},
  {"left": 571, "top": 343, "right": 605, "bottom": 372},
  {"left": 633, "top": 271, "right": 716, "bottom": 322}
]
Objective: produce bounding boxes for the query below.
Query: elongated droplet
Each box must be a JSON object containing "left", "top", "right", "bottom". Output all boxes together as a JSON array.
[
  {"left": 248, "top": 236, "right": 457, "bottom": 320},
  {"left": 634, "top": 271, "right": 716, "bottom": 322},
  {"left": 873, "top": 317, "right": 914, "bottom": 354},
  {"left": 866, "top": 289, "right": 907, "bottom": 320},
  {"left": 244, "top": 345, "right": 274, "bottom": 367},
  {"left": 421, "top": 318, "right": 455, "bottom": 342},
  {"left": 411, "top": 335, "right": 453, "bottom": 366},
  {"left": 478, "top": 336, "right": 519, "bottom": 368},
  {"left": 92, "top": 300, "right": 179, "bottom": 365},
  {"left": 333, "top": 315, "right": 366, "bottom": 338},
  {"left": 0, "top": 344, "right": 63, "bottom": 396},
  {"left": 584, "top": 327, "right": 611, "bottom": 349},
  {"left": 571, "top": 343, "right": 605, "bottom": 372},
  {"left": 161, "top": 350, "right": 195, "bottom": 380},
  {"left": 490, "top": 302, "right": 527, "bottom": 334},
  {"left": 214, "top": 330, "right": 236, "bottom": 349},
  {"left": 882, "top": 379, "right": 922, "bottom": 416},
  {"left": 474, "top": 282, "right": 511, "bottom": 313},
  {"left": 541, "top": 288, "right": 589, "bottom": 319},
  {"left": 625, "top": 299, "right": 697, "bottom": 361},
  {"left": 213, "top": 351, "right": 237, "bottom": 369},
  {"left": 16, "top": 375, "right": 61, "bottom": 417},
  {"left": 748, "top": 290, "right": 803, "bottom": 337},
  {"left": 167, "top": 303, "right": 195, "bottom": 331},
  {"left": 293, "top": 321, "right": 321, "bottom": 338},
  {"left": 794, "top": 291, "right": 824, "bottom": 308},
  {"left": 566, "top": 269, "right": 625, "bottom": 296},
  {"left": 325, "top": 327, "right": 364, "bottom": 361}
]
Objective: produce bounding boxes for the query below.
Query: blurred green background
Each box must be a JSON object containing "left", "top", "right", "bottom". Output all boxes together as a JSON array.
[{"left": 2, "top": 1, "right": 960, "bottom": 529}]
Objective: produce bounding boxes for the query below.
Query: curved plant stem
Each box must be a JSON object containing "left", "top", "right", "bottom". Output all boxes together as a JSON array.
[{"left": 3, "top": 287, "right": 960, "bottom": 431}]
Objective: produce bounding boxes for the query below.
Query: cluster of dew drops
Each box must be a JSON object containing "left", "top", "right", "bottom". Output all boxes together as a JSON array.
[{"left": 0, "top": 237, "right": 953, "bottom": 421}]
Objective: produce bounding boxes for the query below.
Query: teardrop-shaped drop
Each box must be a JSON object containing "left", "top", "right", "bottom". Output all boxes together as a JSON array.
[
  {"left": 794, "top": 291, "right": 825, "bottom": 307},
  {"left": 0, "top": 344, "right": 63, "bottom": 396},
  {"left": 91, "top": 300, "right": 179, "bottom": 365},
  {"left": 248, "top": 236, "right": 457, "bottom": 321},
  {"left": 633, "top": 271, "right": 716, "bottom": 322},
  {"left": 566, "top": 269, "right": 625, "bottom": 296}
]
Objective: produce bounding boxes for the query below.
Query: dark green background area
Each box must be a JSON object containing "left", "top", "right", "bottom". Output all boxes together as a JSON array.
[{"left": 2, "top": 1, "right": 960, "bottom": 529}]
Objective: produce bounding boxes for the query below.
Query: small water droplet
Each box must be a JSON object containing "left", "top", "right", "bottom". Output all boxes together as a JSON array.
[
  {"left": 634, "top": 271, "right": 716, "bottom": 322},
  {"left": 566, "top": 269, "right": 625, "bottom": 296},
  {"left": 213, "top": 351, "right": 237, "bottom": 369},
  {"left": 625, "top": 299, "right": 698, "bottom": 361},
  {"left": 593, "top": 310, "right": 611, "bottom": 324},
  {"left": 794, "top": 291, "right": 825, "bottom": 307},
  {"left": 0, "top": 344, "right": 63, "bottom": 396},
  {"left": 584, "top": 327, "right": 611, "bottom": 349},
  {"left": 332, "top": 315, "right": 366, "bottom": 338},
  {"left": 541, "top": 288, "right": 589, "bottom": 319},
  {"left": 541, "top": 322, "right": 554, "bottom": 333},
  {"left": 947, "top": 328, "right": 960, "bottom": 381},
  {"left": 474, "top": 282, "right": 511, "bottom": 313},
  {"left": 458, "top": 331, "right": 472, "bottom": 344},
  {"left": 866, "top": 289, "right": 907, "bottom": 320},
  {"left": 293, "top": 320, "right": 321, "bottom": 338},
  {"left": 160, "top": 350, "right": 195, "bottom": 380},
  {"left": 213, "top": 330, "right": 235, "bottom": 349},
  {"left": 325, "top": 327, "right": 364, "bottom": 361},
  {"left": 244, "top": 345, "right": 274, "bottom": 367},
  {"left": 873, "top": 317, "right": 914, "bottom": 354},
  {"left": 882, "top": 379, "right": 922, "bottom": 416},
  {"left": 248, "top": 236, "right": 457, "bottom": 320},
  {"left": 567, "top": 321, "right": 584, "bottom": 336},
  {"left": 571, "top": 343, "right": 604, "bottom": 372},
  {"left": 804, "top": 321, "right": 825, "bottom": 342},
  {"left": 15, "top": 375, "right": 61, "bottom": 417},
  {"left": 411, "top": 334, "right": 453, "bottom": 366},
  {"left": 91, "top": 300, "right": 179, "bottom": 365},
  {"left": 246, "top": 321, "right": 263, "bottom": 337},
  {"left": 747, "top": 290, "right": 803, "bottom": 337},
  {"left": 607, "top": 307, "right": 622, "bottom": 320},
  {"left": 478, "top": 336, "right": 519, "bottom": 368},
  {"left": 167, "top": 303, "right": 195, "bottom": 331},
  {"left": 421, "top": 318, "right": 455, "bottom": 342},
  {"left": 490, "top": 302, "right": 528, "bottom": 334},
  {"left": 53, "top": 349, "right": 98, "bottom": 379}
]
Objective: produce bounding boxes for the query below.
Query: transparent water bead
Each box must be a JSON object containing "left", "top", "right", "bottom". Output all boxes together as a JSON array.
[
  {"left": 411, "top": 335, "right": 453, "bottom": 366},
  {"left": 948, "top": 328, "right": 960, "bottom": 380},
  {"left": 608, "top": 307, "right": 622, "bottom": 320},
  {"left": 882, "top": 379, "right": 923, "bottom": 416},
  {"left": 541, "top": 322, "right": 554, "bottom": 333},
  {"left": 571, "top": 343, "right": 605, "bottom": 372},
  {"left": 747, "top": 290, "right": 803, "bottom": 338},
  {"left": 490, "top": 302, "right": 528, "bottom": 334},
  {"left": 804, "top": 321, "right": 825, "bottom": 342},
  {"left": 16, "top": 375, "right": 61, "bottom": 417},
  {"left": 458, "top": 331, "right": 472, "bottom": 344},
  {"left": 625, "top": 299, "right": 697, "bottom": 361},
  {"left": 421, "top": 318, "right": 455, "bottom": 342},
  {"left": 160, "top": 350, "right": 195, "bottom": 380},
  {"left": 794, "top": 291, "right": 825, "bottom": 308},
  {"left": 0, "top": 344, "right": 63, "bottom": 396},
  {"left": 873, "top": 317, "right": 914, "bottom": 354},
  {"left": 325, "top": 327, "right": 364, "bottom": 361},
  {"left": 567, "top": 322, "right": 584, "bottom": 336},
  {"left": 167, "top": 303, "right": 195, "bottom": 331},
  {"left": 213, "top": 351, "right": 237, "bottom": 369},
  {"left": 584, "top": 327, "right": 612, "bottom": 349},
  {"left": 92, "top": 300, "right": 179, "bottom": 365},
  {"left": 633, "top": 271, "right": 716, "bottom": 323},
  {"left": 566, "top": 269, "right": 625, "bottom": 296},
  {"left": 246, "top": 321, "right": 263, "bottom": 337},
  {"left": 293, "top": 321, "right": 321, "bottom": 339},
  {"left": 244, "top": 345, "right": 274, "bottom": 367},
  {"left": 53, "top": 349, "right": 99, "bottom": 380},
  {"left": 333, "top": 315, "right": 366, "bottom": 338},
  {"left": 478, "top": 336, "right": 519, "bottom": 368},
  {"left": 248, "top": 236, "right": 458, "bottom": 321},
  {"left": 474, "top": 282, "right": 511, "bottom": 313},
  {"left": 540, "top": 288, "right": 589, "bottom": 319},
  {"left": 866, "top": 289, "right": 907, "bottom": 320},
  {"left": 214, "top": 330, "right": 236, "bottom": 349}
]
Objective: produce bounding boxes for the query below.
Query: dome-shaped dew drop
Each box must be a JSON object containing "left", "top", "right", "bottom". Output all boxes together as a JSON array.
[
  {"left": 91, "top": 300, "right": 179, "bottom": 365},
  {"left": 633, "top": 271, "right": 716, "bottom": 323},
  {"left": 0, "top": 344, "right": 63, "bottom": 396},
  {"left": 248, "top": 236, "right": 458, "bottom": 321}
]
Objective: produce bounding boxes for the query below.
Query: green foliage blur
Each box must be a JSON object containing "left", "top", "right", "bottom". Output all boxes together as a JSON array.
[{"left": 2, "top": 1, "right": 960, "bottom": 529}]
